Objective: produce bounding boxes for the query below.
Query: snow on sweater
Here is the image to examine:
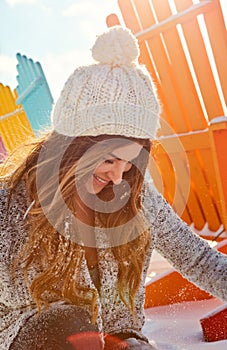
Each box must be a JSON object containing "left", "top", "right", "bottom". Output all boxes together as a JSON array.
[{"left": 0, "top": 180, "right": 227, "bottom": 350}]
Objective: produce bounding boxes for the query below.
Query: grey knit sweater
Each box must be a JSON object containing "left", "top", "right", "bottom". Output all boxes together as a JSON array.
[{"left": 0, "top": 180, "right": 227, "bottom": 350}]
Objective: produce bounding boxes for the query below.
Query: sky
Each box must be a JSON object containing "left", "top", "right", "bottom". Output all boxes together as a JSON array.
[
  {"left": 0, "top": 0, "right": 226, "bottom": 102},
  {"left": 0, "top": 0, "right": 122, "bottom": 100}
]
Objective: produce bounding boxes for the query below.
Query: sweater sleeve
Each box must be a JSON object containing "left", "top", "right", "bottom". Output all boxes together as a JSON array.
[
  {"left": 0, "top": 181, "right": 32, "bottom": 306},
  {"left": 142, "top": 180, "right": 227, "bottom": 302}
]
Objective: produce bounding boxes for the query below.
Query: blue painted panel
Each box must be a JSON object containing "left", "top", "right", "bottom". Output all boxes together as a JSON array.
[{"left": 16, "top": 53, "right": 54, "bottom": 136}]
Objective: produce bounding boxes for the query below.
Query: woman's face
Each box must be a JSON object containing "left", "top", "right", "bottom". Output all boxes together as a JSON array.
[{"left": 85, "top": 142, "right": 143, "bottom": 194}]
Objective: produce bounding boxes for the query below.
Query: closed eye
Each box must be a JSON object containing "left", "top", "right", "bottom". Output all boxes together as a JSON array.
[
  {"left": 104, "top": 159, "right": 133, "bottom": 169},
  {"left": 104, "top": 159, "right": 114, "bottom": 164}
]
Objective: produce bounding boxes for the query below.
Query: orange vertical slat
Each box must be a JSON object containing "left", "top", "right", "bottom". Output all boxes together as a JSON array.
[
  {"left": 170, "top": 153, "right": 192, "bottom": 218},
  {"left": 202, "top": 0, "right": 227, "bottom": 105},
  {"left": 117, "top": 0, "right": 173, "bottom": 133},
  {"left": 181, "top": 205, "right": 192, "bottom": 226},
  {"left": 188, "top": 151, "right": 221, "bottom": 231},
  {"left": 132, "top": 0, "right": 190, "bottom": 134},
  {"left": 209, "top": 120, "right": 227, "bottom": 232},
  {"left": 155, "top": 143, "right": 191, "bottom": 218},
  {"left": 155, "top": 152, "right": 192, "bottom": 225},
  {"left": 150, "top": 149, "right": 176, "bottom": 204},
  {"left": 117, "top": 0, "right": 183, "bottom": 135},
  {"left": 185, "top": 179, "right": 206, "bottom": 229},
  {"left": 200, "top": 148, "right": 223, "bottom": 218},
  {"left": 174, "top": 0, "right": 224, "bottom": 120},
  {"left": 151, "top": 0, "right": 207, "bottom": 131}
]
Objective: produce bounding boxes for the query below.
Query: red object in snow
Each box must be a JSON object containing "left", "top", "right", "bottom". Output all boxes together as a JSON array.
[
  {"left": 67, "top": 332, "right": 102, "bottom": 350},
  {"left": 67, "top": 332, "right": 127, "bottom": 350},
  {"left": 200, "top": 303, "right": 227, "bottom": 342}
]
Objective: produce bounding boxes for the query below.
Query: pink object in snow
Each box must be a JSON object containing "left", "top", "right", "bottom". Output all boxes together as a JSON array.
[{"left": 0, "top": 136, "right": 7, "bottom": 162}]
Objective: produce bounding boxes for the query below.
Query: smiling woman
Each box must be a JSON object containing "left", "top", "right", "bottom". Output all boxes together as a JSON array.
[
  {"left": 85, "top": 141, "right": 143, "bottom": 193},
  {"left": 0, "top": 26, "right": 227, "bottom": 350}
]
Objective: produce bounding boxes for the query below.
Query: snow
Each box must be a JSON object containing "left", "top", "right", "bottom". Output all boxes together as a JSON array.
[
  {"left": 144, "top": 298, "right": 226, "bottom": 350},
  {"left": 210, "top": 116, "right": 227, "bottom": 125},
  {"left": 143, "top": 252, "right": 227, "bottom": 350}
]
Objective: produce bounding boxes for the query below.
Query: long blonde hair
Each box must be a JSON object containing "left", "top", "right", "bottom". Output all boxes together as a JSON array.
[{"left": 2, "top": 131, "right": 151, "bottom": 322}]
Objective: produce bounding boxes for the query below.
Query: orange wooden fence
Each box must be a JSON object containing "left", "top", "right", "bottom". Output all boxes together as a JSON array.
[
  {"left": 107, "top": 0, "right": 227, "bottom": 240},
  {"left": 107, "top": 0, "right": 227, "bottom": 307}
]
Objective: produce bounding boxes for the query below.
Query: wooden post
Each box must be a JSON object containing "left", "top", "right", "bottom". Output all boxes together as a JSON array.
[{"left": 209, "top": 117, "right": 227, "bottom": 232}]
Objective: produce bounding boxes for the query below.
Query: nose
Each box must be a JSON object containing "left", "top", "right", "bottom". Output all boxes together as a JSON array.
[{"left": 109, "top": 163, "right": 126, "bottom": 185}]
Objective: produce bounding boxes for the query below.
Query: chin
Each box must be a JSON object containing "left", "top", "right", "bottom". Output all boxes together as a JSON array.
[
  {"left": 87, "top": 187, "right": 100, "bottom": 195},
  {"left": 85, "top": 181, "right": 103, "bottom": 195}
]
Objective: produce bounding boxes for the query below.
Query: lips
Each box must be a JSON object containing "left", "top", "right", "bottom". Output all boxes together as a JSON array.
[{"left": 93, "top": 174, "right": 109, "bottom": 185}]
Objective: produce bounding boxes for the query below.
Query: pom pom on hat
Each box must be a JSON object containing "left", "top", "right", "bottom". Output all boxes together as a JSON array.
[{"left": 92, "top": 26, "right": 139, "bottom": 66}]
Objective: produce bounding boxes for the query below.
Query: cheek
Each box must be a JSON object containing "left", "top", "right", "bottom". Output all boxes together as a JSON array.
[{"left": 94, "top": 163, "right": 109, "bottom": 173}]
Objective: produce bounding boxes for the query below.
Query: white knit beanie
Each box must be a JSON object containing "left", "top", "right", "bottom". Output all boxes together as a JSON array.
[{"left": 52, "top": 26, "right": 160, "bottom": 139}]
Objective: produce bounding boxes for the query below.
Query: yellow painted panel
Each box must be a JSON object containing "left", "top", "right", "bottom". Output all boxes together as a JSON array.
[{"left": 0, "top": 84, "right": 34, "bottom": 153}]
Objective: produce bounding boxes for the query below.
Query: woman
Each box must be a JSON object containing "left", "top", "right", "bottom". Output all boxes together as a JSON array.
[{"left": 1, "top": 26, "right": 227, "bottom": 350}]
